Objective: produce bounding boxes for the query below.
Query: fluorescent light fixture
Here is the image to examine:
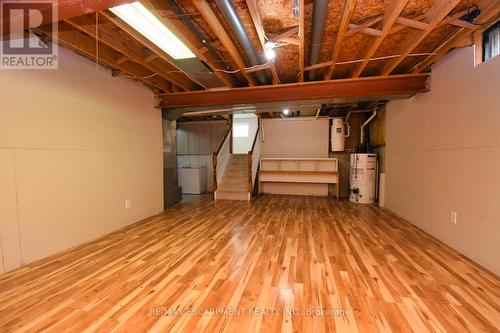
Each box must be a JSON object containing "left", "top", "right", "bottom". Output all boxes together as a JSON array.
[
  {"left": 282, "top": 108, "right": 289, "bottom": 115},
  {"left": 110, "top": 2, "right": 195, "bottom": 59}
]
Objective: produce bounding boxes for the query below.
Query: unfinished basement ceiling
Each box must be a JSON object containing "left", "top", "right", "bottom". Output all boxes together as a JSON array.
[{"left": 31, "top": 0, "right": 499, "bottom": 95}]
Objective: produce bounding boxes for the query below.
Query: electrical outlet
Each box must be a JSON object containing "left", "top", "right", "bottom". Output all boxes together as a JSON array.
[
  {"left": 125, "top": 200, "right": 131, "bottom": 209},
  {"left": 450, "top": 211, "right": 457, "bottom": 224}
]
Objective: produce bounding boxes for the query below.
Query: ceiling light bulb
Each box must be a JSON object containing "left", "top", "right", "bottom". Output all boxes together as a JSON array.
[
  {"left": 283, "top": 109, "right": 289, "bottom": 115},
  {"left": 264, "top": 41, "right": 276, "bottom": 49},
  {"left": 265, "top": 48, "right": 276, "bottom": 60}
]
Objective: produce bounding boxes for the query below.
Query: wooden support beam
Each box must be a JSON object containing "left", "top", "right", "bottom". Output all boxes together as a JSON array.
[
  {"left": 348, "top": 24, "right": 382, "bottom": 37},
  {"left": 449, "top": 19, "right": 478, "bottom": 29},
  {"left": 396, "top": 17, "right": 429, "bottom": 30},
  {"left": 0, "top": 0, "right": 134, "bottom": 31},
  {"left": 346, "top": 16, "right": 383, "bottom": 37},
  {"left": 244, "top": 63, "right": 270, "bottom": 73},
  {"left": 304, "top": 61, "right": 332, "bottom": 72},
  {"left": 412, "top": 0, "right": 500, "bottom": 73},
  {"left": 158, "top": 74, "right": 429, "bottom": 108},
  {"left": 115, "top": 56, "right": 129, "bottom": 65},
  {"left": 100, "top": 10, "right": 206, "bottom": 90},
  {"left": 36, "top": 23, "right": 172, "bottom": 92},
  {"left": 280, "top": 37, "right": 301, "bottom": 46},
  {"left": 381, "top": 0, "right": 462, "bottom": 75},
  {"left": 353, "top": 0, "right": 409, "bottom": 78},
  {"left": 144, "top": 54, "right": 158, "bottom": 62},
  {"left": 65, "top": 16, "right": 187, "bottom": 91},
  {"left": 298, "top": 0, "right": 305, "bottom": 82},
  {"left": 271, "top": 26, "right": 300, "bottom": 42},
  {"left": 141, "top": 0, "right": 237, "bottom": 87},
  {"left": 245, "top": 0, "right": 281, "bottom": 84},
  {"left": 348, "top": 15, "right": 429, "bottom": 39},
  {"left": 191, "top": 0, "right": 256, "bottom": 86},
  {"left": 325, "top": 0, "right": 356, "bottom": 79},
  {"left": 439, "top": 8, "right": 473, "bottom": 26}
]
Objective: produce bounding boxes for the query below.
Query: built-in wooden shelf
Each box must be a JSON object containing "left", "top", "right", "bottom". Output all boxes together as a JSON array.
[{"left": 258, "top": 158, "right": 340, "bottom": 198}]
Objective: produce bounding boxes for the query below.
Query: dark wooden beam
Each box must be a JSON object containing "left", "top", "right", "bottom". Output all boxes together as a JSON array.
[{"left": 158, "top": 74, "right": 429, "bottom": 108}]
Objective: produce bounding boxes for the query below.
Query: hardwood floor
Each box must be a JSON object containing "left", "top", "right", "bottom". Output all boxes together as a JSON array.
[{"left": 0, "top": 194, "right": 499, "bottom": 332}]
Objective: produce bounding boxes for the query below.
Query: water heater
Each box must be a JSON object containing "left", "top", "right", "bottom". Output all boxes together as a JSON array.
[
  {"left": 349, "top": 153, "right": 377, "bottom": 204},
  {"left": 331, "top": 118, "right": 345, "bottom": 151}
]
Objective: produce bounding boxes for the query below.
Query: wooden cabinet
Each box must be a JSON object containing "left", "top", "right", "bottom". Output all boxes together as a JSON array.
[{"left": 259, "top": 158, "right": 340, "bottom": 198}]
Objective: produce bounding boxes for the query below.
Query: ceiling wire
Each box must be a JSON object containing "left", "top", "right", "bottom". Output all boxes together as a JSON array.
[{"left": 296, "top": 52, "right": 438, "bottom": 78}]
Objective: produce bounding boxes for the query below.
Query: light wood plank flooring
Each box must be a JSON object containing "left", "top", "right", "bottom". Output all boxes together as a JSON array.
[{"left": 0, "top": 195, "right": 499, "bottom": 332}]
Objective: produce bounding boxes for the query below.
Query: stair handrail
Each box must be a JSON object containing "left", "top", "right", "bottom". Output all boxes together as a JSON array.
[
  {"left": 212, "top": 128, "right": 231, "bottom": 191},
  {"left": 247, "top": 125, "right": 261, "bottom": 193}
]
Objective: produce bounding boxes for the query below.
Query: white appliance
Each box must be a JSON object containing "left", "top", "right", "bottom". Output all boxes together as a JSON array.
[
  {"left": 349, "top": 153, "right": 377, "bottom": 204},
  {"left": 178, "top": 165, "right": 207, "bottom": 194},
  {"left": 331, "top": 118, "right": 345, "bottom": 151}
]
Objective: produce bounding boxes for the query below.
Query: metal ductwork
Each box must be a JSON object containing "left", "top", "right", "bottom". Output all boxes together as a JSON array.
[
  {"left": 308, "top": 0, "right": 328, "bottom": 81},
  {"left": 164, "top": 0, "right": 226, "bottom": 88},
  {"left": 165, "top": 0, "right": 227, "bottom": 70},
  {"left": 215, "top": 0, "right": 269, "bottom": 85}
]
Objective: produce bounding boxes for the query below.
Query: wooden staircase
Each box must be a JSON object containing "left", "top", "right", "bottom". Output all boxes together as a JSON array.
[
  {"left": 213, "top": 125, "right": 261, "bottom": 201},
  {"left": 214, "top": 154, "right": 250, "bottom": 201}
]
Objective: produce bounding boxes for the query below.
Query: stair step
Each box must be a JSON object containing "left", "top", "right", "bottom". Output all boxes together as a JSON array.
[
  {"left": 215, "top": 190, "right": 249, "bottom": 201},
  {"left": 215, "top": 154, "right": 252, "bottom": 201}
]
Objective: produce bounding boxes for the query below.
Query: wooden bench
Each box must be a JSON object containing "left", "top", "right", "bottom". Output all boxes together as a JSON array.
[{"left": 258, "top": 158, "right": 340, "bottom": 198}]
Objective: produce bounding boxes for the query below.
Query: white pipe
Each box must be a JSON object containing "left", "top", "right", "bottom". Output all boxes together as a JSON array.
[
  {"left": 315, "top": 108, "right": 321, "bottom": 119},
  {"left": 360, "top": 106, "right": 378, "bottom": 145},
  {"left": 344, "top": 109, "right": 373, "bottom": 138}
]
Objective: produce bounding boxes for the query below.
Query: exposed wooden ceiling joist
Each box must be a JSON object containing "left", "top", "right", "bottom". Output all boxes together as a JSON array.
[
  {"left": 141, "top": 0, "right": 237, "bottom": 88},
  {"left": 158, "top": 74, "right": 429, "bottom": 108},
  {"left": 64, "top": 15, "right": 187, "bottom": 91},
  {"left": 325, "top": 0, "right": 357, "bottom": 79},
  {"left": 352, "top": 0, "right": 409, "bottom": 78},
  {"left": 413, "top": 0, "right": 500, "bottom": 73},
  {"left": 381, "top": 0, "right": 462, "bottom": 75},
  {"left": 0, "top": 0, "right": 134, "bottom": 30},
  {"left": 346, "top": 16, "right": 383, "bottom": 37},
  {"left": 191, "top": 0, "right": 256, "bottom": 86},
  {"left": 99, "top": 10, "right": 206, "bottom": 90},
  {"left": 298, "top": 0, "right": 305, "bottom": 82},
  {"left": 36, "top": 23, "right": 171, "bottom": 92},
  {"left": 245, "top": 0, "right": 281, "bottom": 84}
]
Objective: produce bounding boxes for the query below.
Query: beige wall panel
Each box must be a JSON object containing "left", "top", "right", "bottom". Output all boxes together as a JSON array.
[
  {"left": 0, "top": 149, "right": 22, "bottom": 271},
  {"left": 386, "top": 47, "right": 500, "bottom": 276},
  {"left": 0, "top": 47, "right": 163, "bottom": 273},
  {"left": 261, "top": 118, "right": 329, "bottom": 158}
]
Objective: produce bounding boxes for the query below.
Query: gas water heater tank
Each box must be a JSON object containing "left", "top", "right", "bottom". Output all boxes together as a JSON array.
[
  {"left": 349, "top": 153, "right": 377, "bottom": 204},
  {"left": 331, "top": 118, "right": 345, "bottom": 151}
]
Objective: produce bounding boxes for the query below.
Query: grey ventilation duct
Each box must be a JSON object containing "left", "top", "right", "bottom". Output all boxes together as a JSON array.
[
  {"left": 215, "top": 0, "right": 269, "bottom": 85},
  {"left": 308, "top": 0, "right": 328, "bottom": 81},
  {"left": 165, "top": 0, "right": 227, "bottom": 70}
]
